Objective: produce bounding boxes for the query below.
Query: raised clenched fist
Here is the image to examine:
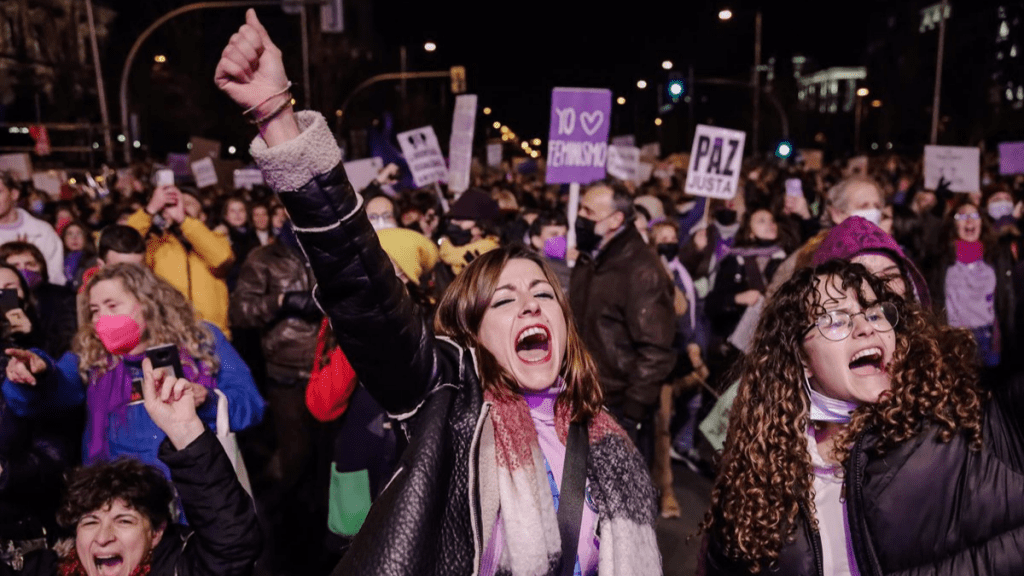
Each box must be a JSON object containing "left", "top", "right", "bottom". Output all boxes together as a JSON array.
[{"left": 214, "top": 9, "right": 290, "bottom": 112}]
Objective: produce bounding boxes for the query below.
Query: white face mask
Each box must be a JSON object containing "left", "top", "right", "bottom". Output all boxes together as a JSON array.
[
  {"left": 848, "top": 208, "right": 882, "bottom": 227},
  {"left": 370, "top": 219, "right": 396, "bottom": 232},
  {"left": 988, "top": 200, "right": 1014, "bottom": 221},
  {"left": 804, "top": 372, "right": 860, "bottom": 424}
]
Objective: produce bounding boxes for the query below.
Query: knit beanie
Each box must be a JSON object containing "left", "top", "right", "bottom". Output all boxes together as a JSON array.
[
  {"left": 447, "top": 189, "right": 500, "bottom": 223},
  {"left": 810, "top": 216, "right": 931, "bottom": 307},
  {"left": 376, "top": 227, "right": 439, "bottom": 285}
]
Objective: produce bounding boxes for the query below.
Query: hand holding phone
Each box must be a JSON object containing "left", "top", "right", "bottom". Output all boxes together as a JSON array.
[
  {"left": 0, "top": 289, "right": 19, "bottom": 314},
  {"left": 155, "top": 169, "right": 174, "bottom": 187}
]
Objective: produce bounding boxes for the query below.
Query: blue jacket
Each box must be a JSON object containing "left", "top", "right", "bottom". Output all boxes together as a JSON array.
[{"left": 2, "top": 324, "right": 264, "bottom": 479}]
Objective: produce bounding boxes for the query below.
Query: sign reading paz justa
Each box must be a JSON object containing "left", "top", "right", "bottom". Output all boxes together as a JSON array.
[
  {"left": 924, "top": 145, "right": 980, "bottom": 193},
  {"left": 684, "top": 125, "right": 746, "bottom": 199},
  {"left": 545, "top": 87, "right": 612, "bottom": 184},
  {"left": 397, "top": 126, "right": 447, "bottom": 187}
]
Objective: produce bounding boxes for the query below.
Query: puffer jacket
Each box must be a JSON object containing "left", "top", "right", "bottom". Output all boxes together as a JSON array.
[
  {"left": 229, "top": 241, "right": 319, "bottom": 381},
  {"left": 248, "top": 112, "right": 660, "bottom": 575},
  {"left": 703, "top": 372, "right": 1024, "bottom": 576},
  {"left": 569, "top": 225, "right": 677, "bottom": 420}
]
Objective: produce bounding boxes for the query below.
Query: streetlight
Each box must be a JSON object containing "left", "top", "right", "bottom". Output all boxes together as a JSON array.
[
  {"left": 483, "top": 107, "right": 492, "bottom": 115},
  {"left": 854, "top": 87, "right": 869, "bottom": 153},
  {"left": 718, "top": 7, "right": 762, "bottom": 154},
  {"left": 493, "top": 121, "right": 501, "bottom": 129},
  {"left": 424, "top": 41, "right": 437, "bottom": 52},
  {"left": 871, "top": 99, "right": 882, "bottom": 108},
  {"left": 531, "top": 138, "right": 541, "bottom": 146},
  {"left": 154, "top": 54, "right": 167, "bottom": 63},
  {"left": 654, "top": 118, "right": 663, "bottom": 126},
  {"left": 718, "top": 8, "right": 733, "bottom": 21},
  {"left": 856, "top": 87, "right": 870, "bottom": 97},
  {"left": 616, "top": 96, "right": 626, "bottom": 105},
  {"left": 637, "top": 79, "right": 648, "bottom": 89},
  {"left": 661, "top": 60, "right": 673, "bottom": 70}
]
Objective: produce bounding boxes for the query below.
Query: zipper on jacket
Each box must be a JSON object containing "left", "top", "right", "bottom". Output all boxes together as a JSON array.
[
  {"left": 848, "top": 433, "right": 883, "bottom": 576},
  {"left": 799, "top": 502, "right": 825, "bottom": 576},
  {"left": 468, "top": 401, "right": 491, "bottom": 576}
]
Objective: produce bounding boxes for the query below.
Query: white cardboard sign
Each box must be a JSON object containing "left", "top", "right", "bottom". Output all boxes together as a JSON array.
[
  {"left": 232, "top": 168, "right": 264, "bottom": 190},
  {"left": 486, "top": 143, "right": 503, "bottom": 169},
  {"left": 342, "top": 157, "right": 384, "bottom": 193},
  {"left": 448, "top": 94, "right": 477, "bottom": 194},
  {"left": 606, "top": 145, "right": 641, "bottom": 183},
  {"left": 397, "top": 126, "right": 447, "bottom": 187},
  {"left": 191, "top": 157, "right": 218, "bottom": 188},
  {"left": 684, "top": 125, "right": 746, "bottom": 199},
  {"left": 924, "top": 145, "right": 980, "bottom": 193}
]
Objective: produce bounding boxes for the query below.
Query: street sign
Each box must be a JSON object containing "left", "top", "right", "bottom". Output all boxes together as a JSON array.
[
  {"left": 397, "top": 126, "right": 447, "bottom": 187},
  {"left": 684, "top": 125, "right": 746, "bottom": 199},
  {"left": 545, "top": 87, "right": 612, "bottom": 185}
]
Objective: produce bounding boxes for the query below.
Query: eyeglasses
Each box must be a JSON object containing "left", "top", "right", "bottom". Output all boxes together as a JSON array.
[
  {"left": 953, "top": 212, "right": 981, "bottom": 221},
  {"left": 804, "top": 302, "right": 899, "bottom": 341}
]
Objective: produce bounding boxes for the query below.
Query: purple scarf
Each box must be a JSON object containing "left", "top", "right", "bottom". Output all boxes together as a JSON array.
[{"left": 85, "top": 347, "right": 215, "bottom": 463}]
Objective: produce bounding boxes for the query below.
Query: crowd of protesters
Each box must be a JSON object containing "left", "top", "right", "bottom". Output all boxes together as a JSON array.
[{"left": 0, "top": 11, "right": 1020, "bottom": 576}]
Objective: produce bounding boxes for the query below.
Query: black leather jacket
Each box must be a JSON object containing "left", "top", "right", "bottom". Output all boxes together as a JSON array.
[
  {"left": 270, "top": 162, "right": 490, "bottom": 575},
  {"left": 704, "top": 373, "right": 1024, "bottom": 576}
]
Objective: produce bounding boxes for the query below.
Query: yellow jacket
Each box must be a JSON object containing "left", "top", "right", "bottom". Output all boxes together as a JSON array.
[{"left": 127, "top": 210, "right": 234, "bottom": 336}]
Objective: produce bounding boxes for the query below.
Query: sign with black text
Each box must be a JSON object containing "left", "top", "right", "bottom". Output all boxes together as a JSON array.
[
  {"left": 924, "top": 145, "right": 979, "bottom": 193},
  {"left": 684, "top": 125, "right": 746, "bottom": 199},
  {"left": 397, "top": 126, "right": 447, "bottom": 187}
]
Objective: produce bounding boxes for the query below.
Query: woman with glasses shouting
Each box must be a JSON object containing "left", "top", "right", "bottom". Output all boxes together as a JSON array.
[{"left": 699, "top": 259, "right": 1024, "bottom": 576}]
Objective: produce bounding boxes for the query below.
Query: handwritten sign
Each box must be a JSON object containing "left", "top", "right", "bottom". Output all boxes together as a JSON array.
[
  {"left": 998, "top": 141, "right": 1024, "bottom": 175},
  {"left": 448, "top": 94, "right": 477, "bottom": 194},
  {"left": 191, "top": 157, "right": 218, "bottom": 189},
  {"left": 545, "top": 87, "right": 612, "bottom": 184},
  {"left": 397, "top": 126, "right": 447, "bottom": 187},
  {"left": 606, "top": 144, "right": 641, "bottom": 183},
  {"left": 924, "top": 145, "right": 980, "bottom": 193},
  {"left": 684, "top": 125, "right": 746, "bottom": 199}
]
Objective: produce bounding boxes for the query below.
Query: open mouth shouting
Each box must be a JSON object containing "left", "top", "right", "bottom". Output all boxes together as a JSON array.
[
  {"left": 515, "top": 324, "right": 552, "bottom": 364},
  {"left": 93, "top": 555, "right": 125, "bottom": 576},
  {"left": 848, "top": 346, "right": 886, "bottom": 376}
]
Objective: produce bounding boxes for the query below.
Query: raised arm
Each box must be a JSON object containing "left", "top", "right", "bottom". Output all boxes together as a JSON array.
[{"left": 213, "top": 10, "right": 435, "bottom": 415}]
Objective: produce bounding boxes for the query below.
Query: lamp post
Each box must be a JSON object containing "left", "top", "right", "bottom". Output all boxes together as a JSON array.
[
  {"left": 855, "top": 87, "right": 869, "bottom": 153},
  {"left": 719, "top": 7, "right": 762, "bottom": 155}
]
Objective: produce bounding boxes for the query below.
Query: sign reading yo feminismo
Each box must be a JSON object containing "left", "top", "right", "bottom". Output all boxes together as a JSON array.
[{"left": 545, "top": 87, "right": 612, "bottom": 184}]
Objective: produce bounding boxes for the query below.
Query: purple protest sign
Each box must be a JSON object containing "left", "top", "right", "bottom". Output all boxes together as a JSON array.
[
  {"left": 545, "top": 88, "right": 612, "bottom": 184},
  {"left": 999, "top": 141, "right": 1024, "bottom": 175}
]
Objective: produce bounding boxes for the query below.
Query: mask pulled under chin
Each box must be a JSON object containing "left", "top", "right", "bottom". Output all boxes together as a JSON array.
[
  {"left": 804, "top": 373, "right": 859, "bottom": 424},
  {"left": 95, "top": 314, "right": 142, "bottom": 355},
  {"left": 848, "top": 208, "right": 882, "bottom": 227}
]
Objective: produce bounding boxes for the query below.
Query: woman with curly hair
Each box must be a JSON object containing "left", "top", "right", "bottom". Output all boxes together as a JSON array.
[
  {"left": 701, "top": 259, "right": 1024, "bottom": 576},
  {"left": 1, "top": 263, "right": 264, "bottom": 480}
]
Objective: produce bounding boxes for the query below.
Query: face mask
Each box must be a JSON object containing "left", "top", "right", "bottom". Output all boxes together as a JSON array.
[
  {"left": 574, "top": 216, "right": 601, "bottom": 253},
  {"left": 988, "top": 200, "right": 1014, "bottom": 221},
  {"left": 543, "top": 235, "right": 567, "bottom": 260},
  {"left": 848, "top": 208, "right": 882, "bottom": 227},
  {"left": 19, "top": 269, "right": 43, "bottom": 290},
  {"left": 444, "top": 223, "right": 473, "bottom": 247},
  {"left": 713, "top": 209, "right": 737, "bottom": 226},
  {"left": 94, "top": 314, "right": 142, "bottom": 355},
  {"left": 804, "top": 373, "right": 859, "bottom": 424},
  {"left": 370, "top": 218, "right": 396, "bottom": 232},
  {"left": 656, "top": 242, "right": 679, "bottom": 260}
]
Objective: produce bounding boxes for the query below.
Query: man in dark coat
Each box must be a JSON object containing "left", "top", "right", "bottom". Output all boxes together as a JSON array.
[{"left": 569, "top": 182, "right": 677, "bottom": 456}]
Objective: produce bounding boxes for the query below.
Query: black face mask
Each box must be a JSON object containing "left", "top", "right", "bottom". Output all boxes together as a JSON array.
[
  {"left": 714, "top": 208, "right": 737, "bottom": 226},
  {"left": 444, "top": 223, "right": 473, "bottom": 247},
  {"left": 656, "top": 242, "right": 679, "bottom": 260},
  {"left": 574, "top": 216, "right": 601, "bottom": 253}
]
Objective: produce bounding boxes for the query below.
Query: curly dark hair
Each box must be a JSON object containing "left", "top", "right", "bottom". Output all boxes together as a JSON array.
[
  {"left": 58, "top": 457, "right": 174, "bottom": 530},
  {"left": 702, "top": 259, "right": 984, "bottom": 572}
]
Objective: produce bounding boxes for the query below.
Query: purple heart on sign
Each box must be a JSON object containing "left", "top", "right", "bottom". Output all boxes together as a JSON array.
[{"left": 546, "top": 88, "right": 613, "bottom": 184}]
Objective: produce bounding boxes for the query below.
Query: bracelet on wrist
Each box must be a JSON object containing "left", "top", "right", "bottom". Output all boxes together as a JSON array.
[
  {"left": 249, "top": 94, "right": 293, "bottom": 126},
  {"left": 242, "top": 81, "right": 293, "bottom": 115}
]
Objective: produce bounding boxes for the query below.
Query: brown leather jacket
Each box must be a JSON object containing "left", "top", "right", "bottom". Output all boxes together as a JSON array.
[
  {"left": 229, "top": 241, "right": 320, "bottom": 382},
  {"left": 569, "top": 225, "right": 677, "bottom": 420}
]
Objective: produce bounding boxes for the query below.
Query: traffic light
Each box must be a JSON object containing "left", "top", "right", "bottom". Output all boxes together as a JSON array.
[
  {"left": 667, "top": 76, "right": 686, "bottom": 103},
  {"left": 775, "top": 140, "right": 794, "bottom": 159}
]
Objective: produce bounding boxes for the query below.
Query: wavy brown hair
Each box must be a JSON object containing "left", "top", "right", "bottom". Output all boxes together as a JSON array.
[
  {"left": 433, "top": 244, "right": 603, "bottom": 422},
  {"left": 74, "top": 263, "right": 218, "bottom": 378},
  {"left": 702, "top": 260, "right": 984, "bottom": 572}
]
